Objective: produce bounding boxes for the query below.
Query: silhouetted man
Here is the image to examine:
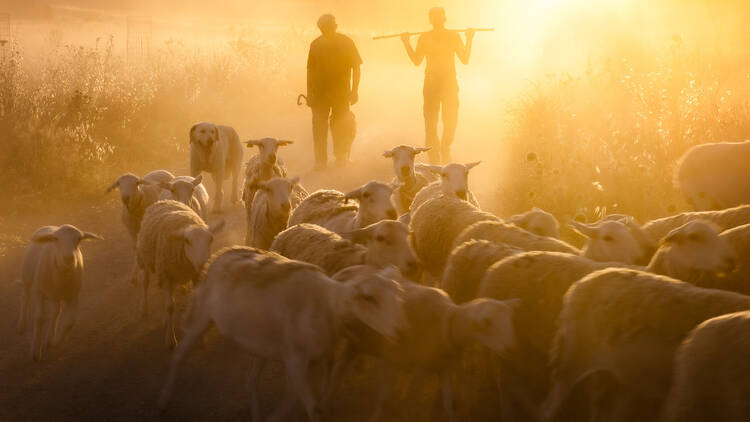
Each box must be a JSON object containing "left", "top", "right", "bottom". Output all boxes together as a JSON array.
[
  {"left": 307, "top": 14, "right": 362, "bottom": 170},
  {"left": 401, "top": 7, "right": 473, "bottom": 164}
]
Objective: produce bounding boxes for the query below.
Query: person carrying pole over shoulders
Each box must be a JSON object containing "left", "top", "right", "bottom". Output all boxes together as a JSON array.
[{"left": 401, "top": 7, "right": 474, "bottom": 164}]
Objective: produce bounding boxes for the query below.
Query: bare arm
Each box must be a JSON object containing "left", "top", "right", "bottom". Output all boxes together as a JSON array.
[
  {"left": 350, "top": 65, "right": 360, "bottom": 105},
  {"left": 401, "top": 34, "right": 424, "bottom": 66},
  {"left": 457, "top": 30, "right": 474, "bottom": 65}
]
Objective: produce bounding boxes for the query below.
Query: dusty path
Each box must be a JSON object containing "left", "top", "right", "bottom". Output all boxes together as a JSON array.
[{"left": 0, "top": 155, "right": 499, "bottom": 421}]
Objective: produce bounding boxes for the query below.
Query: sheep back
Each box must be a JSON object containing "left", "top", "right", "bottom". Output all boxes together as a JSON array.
[
  {"left": 442, "top": 240, "right": 521, "bottom": 304},
  {"left": 454, "top": 221, "right": 580, "bottom": 255},
  {"left": 643, "top": 204, "right": 750, "bottom": 242},
  {"left": 270, "top": 223, "right": 365, "bottom": 275},
  {"left": 288, "top": 189, "right": 357, "bottom": 228},
  {"left": 676, "top": 141, "right": 750, "bottom": 211}
]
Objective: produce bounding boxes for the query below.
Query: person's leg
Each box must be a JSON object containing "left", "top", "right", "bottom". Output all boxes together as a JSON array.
[
  {"left": 423, "top": 84, "right": 441, "bottom": 164},
  {"left": 331, "top": 100, "right": 353, "bottom": 165},
  {"left": 441, "top": 86, "right": 459, "bottom": 164},
  {"left": 311, "top": 104, "right": 331, "bottom": 169}
]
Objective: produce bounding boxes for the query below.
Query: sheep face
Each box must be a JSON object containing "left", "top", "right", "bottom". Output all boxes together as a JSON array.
[
  {"left": 32, "top": 225, "right": 102, "bottom": 269},
  {"left": 190, "top": 122, "right": 219, "bottom": 150},
  {"left": 510, "top": 208, "right": 560, "bottom": 238},
  {"left": 174, "top": 220, "right": 225, "bottom": 273},
  {"left": 427, "top": 162, "right": 481, "bottom": 201},
  {"left": 461, "top": 298, "right": 518, "bottom": 354},
  {"left": 383, "top": 145, "right": 431, "bottom": 181},
  {"left": 344, "top": 267, "right": 408, "bottom": 343},
  {"left": 571, "top": 219, "right": 645, "bottom": 265},
  {"left": 345, "top": 220, "right": 420, "bottom": 279},
  {"left": 245, "top": 138, "right": 293, "bottom": 166},
  {"left": 660, "top": 220, "right": 736, "bottom": 276},
  {"left": 162, "top": 176, "right": 203, "bottom": 207},
  {"left": 345, "top": 181, "right": 398, "bottom": 224},
  {"left": 107, "top": 173, "right": 147, "bottom": 211},
  {"left": 257, "top": 177, "right": 299, "bottom": 216}
]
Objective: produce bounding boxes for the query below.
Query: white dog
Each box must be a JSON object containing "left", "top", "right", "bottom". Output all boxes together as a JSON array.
[{"left": 189, "top": 122, "right": 243, "bottom": 213}]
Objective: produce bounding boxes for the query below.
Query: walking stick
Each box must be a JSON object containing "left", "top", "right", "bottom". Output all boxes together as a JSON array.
[{"left": 372, "top": 28, "right": 494, "bottom": 40}]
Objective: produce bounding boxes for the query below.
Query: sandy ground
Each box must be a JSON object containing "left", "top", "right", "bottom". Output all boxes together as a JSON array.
[{"left": 0, "top": 153, "right": 502, "bottom": 421}]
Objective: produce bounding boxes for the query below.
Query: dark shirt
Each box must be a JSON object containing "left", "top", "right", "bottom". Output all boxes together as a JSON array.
[
  {"left": 416, "top": 29, "right": 463, "bottom": 88},
  {"left": 307, "top": 33, "right": 362, "bottom": 103}
]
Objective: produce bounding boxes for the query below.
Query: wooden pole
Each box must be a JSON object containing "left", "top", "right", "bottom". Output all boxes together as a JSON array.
[{"left": 373, "top": 28, "right": 494, "bottom": 40}]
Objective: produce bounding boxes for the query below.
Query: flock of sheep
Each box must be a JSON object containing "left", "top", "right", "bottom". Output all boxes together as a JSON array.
[{"left": 14, "top": 121, "right": 750, "bottom": 422}]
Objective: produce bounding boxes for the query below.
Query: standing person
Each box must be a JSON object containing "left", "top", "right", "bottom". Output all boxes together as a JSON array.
[
  {"left": 306, "top": 14, "right": 362, "bottom": 170},
  {"left": 401, "top": 7, "right": 474, "bottom": 164}
]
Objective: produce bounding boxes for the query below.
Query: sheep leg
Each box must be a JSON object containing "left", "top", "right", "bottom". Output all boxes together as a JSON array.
[
  {"left": 322, "top": 340, "right": 355, "bottom": 407},
  {"left": 53, "top": 299, "right": 78, "bottom": 346},
  {"left": 46, "top": 302, "right": 62, "bottom": 349},
  {"left": 157, "top": 308, "right": 211, "bottom": 409},
  {"left": 438, "top": 370, "right": 457, "bottom": 422},
  {"left": 30, "top": 296, "right": 44, "bottom": 360},
  {"left": 163, "top": 284, "right": 177, "bottom": 349},
  {"left": 141, "top": 269, "right": 150, "bottom": 318},
  {"left": 542, "top": 366, "right": 598, "bottom": 422},
  {"left": 369, "top": 364, "right": 398, "bottom": 422},
  {"left": 246, "top": 356, "right": 266, "bottom": 422},
  {"left": 284, "top": 356, "right": 323, "bottom": 422},
  {"left": 231, "top": 165, "right": 240, "bottom": 204},
  {"left": 17, "top": 284, "right": 30, "bottom": 334}
]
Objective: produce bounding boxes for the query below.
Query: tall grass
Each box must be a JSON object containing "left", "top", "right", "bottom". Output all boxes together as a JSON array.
[
  {"left": 498, "top": 40, "right": 750, "bottom": 223},
  {"left": 0, "top": 29, "right": 302, "bottom": 204}
]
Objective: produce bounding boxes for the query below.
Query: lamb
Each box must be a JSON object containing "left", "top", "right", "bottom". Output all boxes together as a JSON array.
[
  {"left": 189, "top": 122, "right": 243, "bottom": 213},
  {"left": 454, "top": 221, "right": 580, "bottom": 256},
  {"left": 675, "top": 140, "right": 750, "bottom": 210},
  {"left": 662, "top": 311, "right": 750, "bottom": 422},
  {"left": 289, "top": 181, "right": 398, "bottom": 235},
  {"left": 480, "top": 219, "right": 737, "bottom": 421},
  {"left": 643, "top": 204, "right": 750, "bottom": 243},
  {"left": 509, "top": 207, "right": 560, "bottom": 238},
  {"left": 441, "top": 240, "right": 522, "bottom": 304},
  {"left": 541, "top": 268, "right": 750, "bottom": 422},
  {"left": 410, "top": 162, "right": 482, "bottom": 212},
  {"left": 409, "top": 196, "right": 499, "bottom": 283},
  {"left": 382, "top": 145, "right": 436, "bottom": 215},
  {"left": 271, "top": 220, "right": 420, "bottom": 279},
  {"left": 157, "top": 246, "right": 408, "bottom": 421},
  {"left": 135, "top": 200, "right": 224, "bottom": 347},
  {"left": 569, "top": 217, "right": 656, "bottom": 265},
  {"left": 717, "top": 223, "right": 750, "bottom": 294},
  {"left": 245, "top": 176, "right": 308, "bottom": 248},
  {"left": 158, "top": 175, "right": 210, "bottom": 220},
  {"left": 17, "top": 225, "right": 102, "bottom": 360},
  {"left": 241, "top": 137, "right": 291, "bottom": 210},
  {"left": 329, "top": 265, "right": 518, "bottom": 422}
]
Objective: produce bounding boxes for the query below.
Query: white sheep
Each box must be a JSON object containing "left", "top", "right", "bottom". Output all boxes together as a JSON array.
[
  {"left": 480, "top": 219, "right": 738, "bottom": 420},
  {"left": 241, "top": 137, "right": 291, "bottom": 207},
  {"left": 289, "top": 181, "right": 398, "bottom": 235},
  {"left": 643, "top": 204, "right": 750, "bottom": 243},
  {"left": 158, "top": 175, "right": 210, "bottom": 220},
  {"left": 245, "top": 176, "right": 308, "bottom": 248},
  {"left": 718, "top": 223, "right": 750, "bottom": 294},
  {"left": 441, "top": 240, "right": 522, "bottom": 304},
  {"left": 17, "top": 224, "right": 102, "bottom": 360},
  {"left": 157, "top": 246, "right": 408, "bottom": 421},
  {"left": 329, "top": 265, "right": 517, "bottom": 422},
  {"left": 454, "top": 220, "right": 580, "bottom": 256},
  {"left": 569, "top": 217, "right": 656, "bottom": 265},
  {"left": 509, "top": 208, "right": 560, "bottom": 238},
  {"left": 382, "top": 145, "right": 436, "bottom": 215},
  {"left": 410, "top": 162, "right": 482, "bottom": 213},
  {"left": 662, "top": 311, "right": 750, "bottom": 422},
  {"left": 135, "top": 200, "right": 224, "bottom": 347},
  {"left": 271, "top": 220, "right": 420, "bottom": 279},
  {"left": 410, "top": 196, "right": 499, "bottom": 283},
  {"left": 189, "top": 122, "right": 243, "bottom": 213},
  {"left": 541, "top": 268, "right": 750, "bottom": 422},
  {"left": 675, "top": 140, "right": 750, "bottom": 210}
]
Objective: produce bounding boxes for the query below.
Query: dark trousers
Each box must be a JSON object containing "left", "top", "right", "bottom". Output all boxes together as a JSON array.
[
  {"left": 424, "top": 82, "right": 459, "bottom": 164},
  {"left": 312, "top": 100, "right": 351, "bottom": 165}
]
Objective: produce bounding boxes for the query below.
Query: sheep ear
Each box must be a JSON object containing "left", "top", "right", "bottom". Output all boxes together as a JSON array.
[
  {"left": 209, "top": 219, "right": 225, "bottom": 235},
  {"left": 382, "top": 149, "right": 395, "bottom": 158},
  {"left": 81, "top": 232, "right": 104, "bottom": 241},
  {"left": 343, "top": 187, "right": 362, "bottom": 201},
  {"left": 278, "top": 140, "right": 294, "bottom": 146},
  {"left": 192, "top": 175, "right": 203, "bottom": 187},
  {"left": 343, "top": 227, "right": 373, "bottom": 245},
  {"left": 31, "top": 233, "right": 57, "bottom": 243},
  {"left": 244, "top": 140, "right": 261, "bottom": 148},
  {"left": 569, "top": 220, "right": 599, "bottom": 239},
  {"left": 662, "top": 227, "right": 685, "bottom": 244},
  {"left": 189, "top": 124, "right": 197, "bottom": 141},
  {"left": 158, "top": 181, "right": 172, "bottom": 190},
  {"left": 105, "top": 179, "right": 120, "bottom": 193},
  {"left": 424, "top": 165, "right": 443, "bottom": 174},
  {"left": 465, "top": 161, "right": 481, "bottom": 171},
  {"left": 289, "top": 176, "right": 300, "bottom": 186},
  {"left": 414, "top": 147, "right": 431, "bottom": 155}
]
